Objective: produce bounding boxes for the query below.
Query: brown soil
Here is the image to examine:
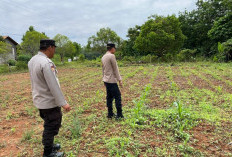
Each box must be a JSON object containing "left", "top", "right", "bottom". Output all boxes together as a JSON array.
[
  {"left": 1, "top": 65, "right": 232, "bottom": 156},
  {"left": 190, "top": 121, "right": 232, "bottom": 156}
]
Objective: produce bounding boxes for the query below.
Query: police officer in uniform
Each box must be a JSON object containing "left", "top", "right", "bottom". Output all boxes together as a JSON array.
[
  {"left": 28, "top": 39, "right": 71, "bottom": 157},
  {"left": 101, "top": 43, "right": 124, "bottom": 119}
]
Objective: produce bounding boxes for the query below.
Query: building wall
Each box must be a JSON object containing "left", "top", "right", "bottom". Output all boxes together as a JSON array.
[
  {"left": 0, "top": 38, "right": 17, "bottom": 64},
  {"left": 5, "top": 38, "right": 17, "bottom": 60}
]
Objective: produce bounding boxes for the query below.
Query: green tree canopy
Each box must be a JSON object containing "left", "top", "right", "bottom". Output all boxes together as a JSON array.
[
  {"left": 0, "top": 41, "right": 12, "bottom": 64},
  {"left": 87, "top": 27, "right": 123, "bottom": 54},
  {"left": 134, "top": 15, "right": 185, "bottom": 57},
  {"left": 29, "top": 26, "right": 35, "bottom": 32},
  {"left": 0, "top": 36, "right": 4, "bottom": 42},
  {"left": 21, "top": 26, "right": 48, "bottom": 56},
  {"left": 53, "top": 34, "right": 75, "bottom": 62},
  {"left": 122, "top": 25, "right": 141, "bottom": 56},
  {"left": 73, "top": 42, "right": 82, "bottom": 57},
  {"left": 208, "top": 13, "right": 232, "bottom": 43},
  {"left": 179, "top": 0, "right": 232, "bottom": 56}
]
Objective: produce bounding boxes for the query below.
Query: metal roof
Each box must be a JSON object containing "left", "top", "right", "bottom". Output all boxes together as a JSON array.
[{"left": 3, "top": 36, "right": 18, "bottom": 45}]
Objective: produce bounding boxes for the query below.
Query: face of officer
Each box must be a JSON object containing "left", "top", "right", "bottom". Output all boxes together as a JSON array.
[
  {"left": 47, "top": 46, "right": 56, "bottom": 58},
  {"left": 110, "top": 47, "right": 116, "bottom": 54}
]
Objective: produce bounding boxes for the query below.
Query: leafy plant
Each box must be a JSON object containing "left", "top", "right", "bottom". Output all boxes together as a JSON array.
[
  {"left": 148, "top": 101, "right": 198, "bottom": 141},
  {"left": 218, "top": 42, "right": 225, "bottom": 54},
  {"left": 132, "top": 84, "right": 151, "bottom": 125}
]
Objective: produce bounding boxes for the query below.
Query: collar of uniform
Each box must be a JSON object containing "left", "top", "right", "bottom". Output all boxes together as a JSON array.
[
  {"left": 106, "top": 51, "right": 112, "bottom": 54},
  {"left": 38, "top": 51, "right": 48, "bottom": 58},
  {"left": 38, "top": 51, "right": 53, "bottom": 63}
]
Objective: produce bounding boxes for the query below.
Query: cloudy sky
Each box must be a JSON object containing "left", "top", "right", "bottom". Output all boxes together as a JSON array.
[{"left": 0, "top": 0, "right": 197, "bottom": 46}]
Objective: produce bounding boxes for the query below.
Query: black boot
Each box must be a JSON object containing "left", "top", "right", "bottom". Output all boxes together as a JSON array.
[
  {"left": 52, "top": 144, "right": 61, "bottom": 152},
  {"left": 116, "top": 108, "right": 124, "bottom": 119},
  {"left": 107, "top": 107, "right": 115, "bottom": 118},
  {"left": 43, "top": 151, "right": 64, "bottom": 157}
]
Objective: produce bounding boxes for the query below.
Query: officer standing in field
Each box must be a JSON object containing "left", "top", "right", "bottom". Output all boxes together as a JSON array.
[
  {"left": 101, "top": 43, "right": 124, "bottom": 119},
  {"left": 28, "top": 39, "right": 71, "bottom": 157}
]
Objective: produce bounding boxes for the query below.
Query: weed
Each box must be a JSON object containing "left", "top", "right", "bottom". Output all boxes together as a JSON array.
[
  {"left": 131, "top": 84, "right": 151, "bottom": 125},
  {"left": 155, "top": 146, "right": 168, "bottom": 156},
  {"left": 69, "top": 112, "right": 81, "bottom": 139},
  {"left": 147, "top": 101, "right": 198, "bottom": 141},
  {"left": 25, "top": 106, "right": 37, "bottom": 117},
  {"left": 6, "top": 112, "right": 13, "bottom": 120},
  {"left": 21, "top": 129, "right": 34, "bottom": 142},
  {"left": 11, "top": 127, "right": 16, "bottom": 134},
  {"left": 105, "top": 137, "right": 131, "bottom": 156}
]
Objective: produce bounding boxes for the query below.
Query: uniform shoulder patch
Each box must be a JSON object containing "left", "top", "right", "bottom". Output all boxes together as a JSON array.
[{"left": 51, "top": 65, "right": 55, "bottom": 72}]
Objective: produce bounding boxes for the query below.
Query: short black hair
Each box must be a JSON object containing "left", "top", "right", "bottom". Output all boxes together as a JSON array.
[
  {"left": 107, "top": 43, "right": 115, "bottom": 51},
  {"left": 40, "top": 45, "right": 50, "bottom": 51},
  {"left": 40, "top": 39, "right": 56, "bottom": 50},
  {"left": 107, "top": 47, "right": 114, "bottom": 51}
]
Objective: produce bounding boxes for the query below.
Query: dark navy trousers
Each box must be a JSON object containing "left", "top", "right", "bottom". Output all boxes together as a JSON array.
[
  {"left": 104, "top": 82, "right": 122, "bottom": 111},
  {"left": 39, "top": 107, "right": 62, "bottom": 155}
]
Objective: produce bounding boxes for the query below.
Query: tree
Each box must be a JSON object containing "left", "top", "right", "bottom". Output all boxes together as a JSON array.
[
  {"left": 53, "top": 34, "right": 75, "bottom": 62},
  {"left": 29, "top": 26, "right": 35, "bottom": 32},
  {"left": 179, "top": 0, "right": 232, "bottom": 56},
  {"left": 0, "top": 41, "right": 11, "bottom": 64},
  {"left": 122, "top": 25, "right": 141, "bottom": 56},
  {"left": 73, "top": 42, "right": 82, "bottom": 57},
  {"left": 216, "top": 39, "right": 232, "bottom": 62},
  {"left": 0, "top": 36, "right": 4, "bottom": 42},
  {"left": 134, "top": 15, "right": 185, "bottom": 58},
  {"left": 87, "top": 27, "right": 123, "bottom": 54},
  {"left": 21, "top": 26, "right": 48, "bottom": 56},
  {"left": 208, "top": 13, "right": 232, "bottom": 43}
]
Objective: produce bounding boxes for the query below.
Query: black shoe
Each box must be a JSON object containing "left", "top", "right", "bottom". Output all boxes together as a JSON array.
[
  {"left": 107, "top": 113, "right": 115, "bottom": 119},
  {"left": 52, "top": 144, "right": 61, "bottom": 152},
  {"left": 43, "top": 151, "right": 64, "bottom": 157},
  {"left": 116, "top": 114, "right": 124, "bottom": 120}
]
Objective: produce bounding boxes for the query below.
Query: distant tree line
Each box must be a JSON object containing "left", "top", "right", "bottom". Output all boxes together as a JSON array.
[
  {"left": 1, "top": 0, "right": 231, "bottom": 65},
  {"left": 85, "top": 0, "right": 232, "bottom": 62},
  {"left": 178, "top": 0, "right": 232, "bottom": 62},
  {"left": 17, "top": 26, "right": 82, "bottom": 63}
]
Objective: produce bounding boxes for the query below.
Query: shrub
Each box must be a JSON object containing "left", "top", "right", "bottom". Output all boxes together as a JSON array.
[
  {"left": 214, "top": 39, "right": 232, "bottom": 62},
  {"left": 213, "top": 56, "right": 219, "bottom": 62},
  {"left": 84, "top": 51, "right": 101, "bottom": 60},
  {"left": 122, "top": 56, "right": 136, "bottom": 63},
  {"left": 85, "top": 60, "right": 101, "bottom": 67},
  {"left": 115, "top": 51, "right": 123, "bottom": 60},
  {"left": 17, "top": 55, "right": 31, "bottom": 63},
  {"left": 7, "top": 59, "right": 16, "bottom": 66},
  {"left": 0, "top": 65, "right": 9, "bottom": 73},
  {"left": 79, "top": 54, "right": 85, "bottom": 62},
  {"left": 16, "top": 61, "right": 28, "bottom": 70},
  {"left": 221, "top": 39, "right": 232, "bottom": 62},
  {"left": 140, "top": 54, "right": 157, "bottom": 63},
  {"left": 177, "top": 49, "right": 197, "bottom": 62}
]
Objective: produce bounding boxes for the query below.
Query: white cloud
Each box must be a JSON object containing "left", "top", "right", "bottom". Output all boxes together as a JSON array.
[{"left": 0, "top": 0, "right": 197, "bottom": 45}]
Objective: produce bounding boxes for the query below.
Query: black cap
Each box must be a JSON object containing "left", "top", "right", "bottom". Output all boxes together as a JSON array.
[
  {"left": 107, "top": 43, "right": 115, "bottom": 49},
  {"left": 40, "top": 39, "right": 56, "bottom": 48}
]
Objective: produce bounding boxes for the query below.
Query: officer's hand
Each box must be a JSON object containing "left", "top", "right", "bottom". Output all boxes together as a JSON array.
[
  {"left": 62, "top": 104, "right": 71, "bottom": 112},
  {"left": 119, "top": 80, "right": 123, "bottom": 88}
]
